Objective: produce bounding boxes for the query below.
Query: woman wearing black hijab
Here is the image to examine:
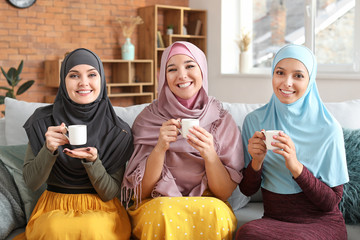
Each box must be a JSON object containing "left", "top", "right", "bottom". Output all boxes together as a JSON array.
[{"left": 15, "top": 48, "right": 133, "bottom": 239}]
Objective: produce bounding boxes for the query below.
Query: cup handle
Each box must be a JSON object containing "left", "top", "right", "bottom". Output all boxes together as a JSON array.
[
  {"left": 261, "top": 130, "right": 266, "bottom": 145},
  {"left": 261, "top": 130, "right": 266, "bottom": 137},
  {"left": 63, "top": 125, "right": 69, "bottom": 141},
  {"left": 177, "top": 120, "right": 182, "bottom": 135}
]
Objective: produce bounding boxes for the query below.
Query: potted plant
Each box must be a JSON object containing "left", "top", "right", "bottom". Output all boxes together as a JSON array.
[
  {"left": 236, "top": 28, "right": 252, "bottom": 73},
  {"left": 167, "top": 24, "right": 174, "bottom": 35},
  {"left": 0, "top": 60, "right": 35, "bottom": 115},
  {"left": 116, "top": 16, "right": 144, "bottom": 60}
]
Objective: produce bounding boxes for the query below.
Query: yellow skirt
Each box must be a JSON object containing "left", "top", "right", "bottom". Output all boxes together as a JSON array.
[
  {"left": 128, "top": 196, "right": 237, "bottom": 240},
  {"left": 14, "top": 190, "right": 131, "bottom": 240}
]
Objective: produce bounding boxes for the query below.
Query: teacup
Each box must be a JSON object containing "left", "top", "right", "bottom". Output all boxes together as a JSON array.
[
  {"left": 179, "top": 119, "right": 199, "bottom": 139},
  {"left": 261, "top": 130, "right": 281, "bottom": 150},
  {"left": 64, "top": 125, "right": 87, "bottom": 145}
]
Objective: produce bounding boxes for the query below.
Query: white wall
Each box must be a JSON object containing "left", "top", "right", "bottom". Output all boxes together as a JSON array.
[{"left": 189, "top": 0, "right": 360, "bottom": 103}]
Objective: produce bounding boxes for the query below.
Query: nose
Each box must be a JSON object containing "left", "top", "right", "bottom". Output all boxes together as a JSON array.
[
  {"left": 285, "top": 76, "right": 293, "bottom": 87},
  {"left": 177, "top": 68, "right": 187, "bottom": 81},
  {"left": 79, "top": 76, "right": 89, "bottom": 86}
]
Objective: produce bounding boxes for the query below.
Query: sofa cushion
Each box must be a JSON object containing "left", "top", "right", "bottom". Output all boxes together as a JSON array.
[
  {"left": 339, "top": 128, "right": 360, "bottom": 224},
  {"left": 325, "top": 99, "right": 360, "bottom": 129},
  {"left": 0, "top": 160, "right": 26, "bottom": 239},
  {"left": 0, "top": 145, "right": 46, "bottom": 221},
  {"left": 0, "top": 118, "right": 5, "bottom": 146},
  {"left": 113, "top": 103, "right": 149, "bottom": 127},
  {"left": 4, "top": 98, "right": 49, "bottom": 146}
]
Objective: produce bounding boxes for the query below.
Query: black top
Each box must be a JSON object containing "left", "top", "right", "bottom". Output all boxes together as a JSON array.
[{"left": 23, "top": 48, "right": 133, "bottom": 188}]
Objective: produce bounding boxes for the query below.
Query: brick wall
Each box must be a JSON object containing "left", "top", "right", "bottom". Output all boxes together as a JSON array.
[{"left": 0, "top": 0, "right": 188, "bottom": 114}]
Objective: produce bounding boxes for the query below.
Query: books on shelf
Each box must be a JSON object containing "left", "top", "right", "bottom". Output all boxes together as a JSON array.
[
  {"left": 157, "top": 31, "right": 165, "bottom": 48},
  {"left": 194, "top": 19, "right": 202, "bottom": 35},
  {"left": 188, "top": 19, "right": 202, "bottom": 35}
]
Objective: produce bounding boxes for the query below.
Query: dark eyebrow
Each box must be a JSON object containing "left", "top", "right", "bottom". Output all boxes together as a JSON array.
[
  {"left": 68, "top": 67, "right": 97, "bottom": 73},
  {"left": 275, "top": 66, "right": 305, "bottom": 73},
  {"left": 166, "top": 63, "right": 175, "bottom": 69}
]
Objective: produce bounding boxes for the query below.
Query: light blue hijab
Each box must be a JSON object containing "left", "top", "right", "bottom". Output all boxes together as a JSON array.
[{"left": 242, "top": 44, "right": 349, "bottom": 194}]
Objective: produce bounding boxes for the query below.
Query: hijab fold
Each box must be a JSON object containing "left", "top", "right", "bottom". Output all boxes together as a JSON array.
[
  {"left": 122, "top": 42, "right": 243, "bottom": 204},
  {"left": 24, "top": 48, "right": 133, "bottom": 188},
  {"left": 242, "top": 44, "right": 349, "bottom": 194}
]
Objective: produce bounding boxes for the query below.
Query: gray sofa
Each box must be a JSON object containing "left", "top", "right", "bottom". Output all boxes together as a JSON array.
[{"left": 1, "top": 97, "right": 360, "bottom": 239}]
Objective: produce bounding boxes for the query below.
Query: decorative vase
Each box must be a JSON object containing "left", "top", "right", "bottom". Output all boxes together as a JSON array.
[
  {"left": 239, "top": 51, "right": 252, "bottom": 73},
  {"left": 122, "top": 37, "right": 135, "bottom": 60},
  {"left": 167, "top": 28, "right": 173, "bottom": 35}
]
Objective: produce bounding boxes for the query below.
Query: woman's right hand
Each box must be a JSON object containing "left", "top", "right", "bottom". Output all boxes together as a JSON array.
[
  {"left": 45, "top": 123, "right": 69, "bottom": 154},
  {"left": 248, "top": 130, "right": 267, "bottom": 171},
  {"left": 155, "top": 119, "right": 181, "bottom": 152}
]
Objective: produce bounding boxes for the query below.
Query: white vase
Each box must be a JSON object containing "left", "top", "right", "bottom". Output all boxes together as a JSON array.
[
  {"left": 122, "top": 38, "right": 135, "bottom": 60},
  {"left": 239, "top": 51, "right": 252, "bottom": 73},
  {"left": 167, "top": 28, "right": 173, "bottom": 35}
]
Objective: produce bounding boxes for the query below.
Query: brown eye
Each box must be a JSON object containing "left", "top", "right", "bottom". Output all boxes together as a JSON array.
[{"left": 275, "top": 70, "right": 283, "bottom": 75}]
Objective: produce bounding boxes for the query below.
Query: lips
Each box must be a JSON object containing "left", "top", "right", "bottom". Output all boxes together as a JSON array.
[
  {"left": 77, "top": 90, "right": 92, "bottom": 94},
  {"left": 178, "top": 82, "right": 192, "bottom": 88},
  {"left": 280, "top": 89, "right": 295, "bottom": 95}
]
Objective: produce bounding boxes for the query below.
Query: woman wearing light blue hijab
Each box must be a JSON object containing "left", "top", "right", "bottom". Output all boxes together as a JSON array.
[{"left": 236, "top": 44, "right": 349, "bottom": 240}]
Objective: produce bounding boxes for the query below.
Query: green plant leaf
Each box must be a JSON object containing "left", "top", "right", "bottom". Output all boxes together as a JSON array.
[
  {"left": 17, "top": 60, "right": 24, "bottom": 75},
  {"left": 1, "top": 67, "right": 11, "bottom": 86},
  {"left": 0, "top": 96, "right": 5, "bottom": 104},
  {"left": 7, "top": 68, "right": 18, "bottom": 86},
  {"left": 0, "top": 86, "right": 11, "bottom": 91},
  {"left": 5, "top": 91, "right": 15, "bottom": 98},
  {"left": 17, "top": 80, "right": 34, "bottom": 95}
]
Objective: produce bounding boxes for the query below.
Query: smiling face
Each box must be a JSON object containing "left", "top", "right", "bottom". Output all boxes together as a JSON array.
[
  {"left": 166, "top": 54, "right": 203, "bottom": 99},
  {"left": 272, "top": 58, "right": 310, "bottom": 104},
  {"left": 65, "top": 64, "right": 101, "bottom": 104}
]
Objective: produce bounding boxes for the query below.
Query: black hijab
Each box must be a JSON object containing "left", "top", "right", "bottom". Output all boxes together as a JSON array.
[{"left": 24, "top": 48, "right": 133, "bottom": 188}]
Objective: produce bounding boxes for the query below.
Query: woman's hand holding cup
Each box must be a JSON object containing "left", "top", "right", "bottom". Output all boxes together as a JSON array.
[
  {"left": 248, "top": 130, "right": 267, "bottom": 171},
  {"left": 45, "top": 123, "right": 69, "bottom": 154},
  {"left": 272, "top": 132, "right": 303, "bottom": 178},
  {"left": 155, "top": 119, "right": 181, "bottom": 152}
]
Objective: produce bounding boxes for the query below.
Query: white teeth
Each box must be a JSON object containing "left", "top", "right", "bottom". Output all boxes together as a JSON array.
[
  {"left": 281, "top": 90, "right": 294, "bottom": 94},
  {"left": 78, "top": 90, "right": 91, "bottom": 94},
  {"left": 178, "top": 82, "right": 191, "bottom": 88}
]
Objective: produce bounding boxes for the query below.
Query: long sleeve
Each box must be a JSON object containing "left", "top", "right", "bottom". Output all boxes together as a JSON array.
[
  {"left": 83, "top": 158, "right": 125, "bottom": 202},
  {"left": 239, "top": 160, "right": 262, "bottom": 197},
  {"left": 23, "top": 143, "right": 57, "bottom": 191},
  {"left": 294, "top": 166, "right": 343, "bottom": 212},
  {"left": 23, "top": 142, "right": 125, "bottom": 202}
]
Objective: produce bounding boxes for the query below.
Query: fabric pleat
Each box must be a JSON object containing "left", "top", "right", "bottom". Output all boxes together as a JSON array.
[{"left": 13, "top": 190, "right": 131, "bottom": 240}]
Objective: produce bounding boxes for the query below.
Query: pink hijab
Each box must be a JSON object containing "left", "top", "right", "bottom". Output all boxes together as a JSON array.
[{"left": 122, "top": 41, "right": 244, "bottom": 205}]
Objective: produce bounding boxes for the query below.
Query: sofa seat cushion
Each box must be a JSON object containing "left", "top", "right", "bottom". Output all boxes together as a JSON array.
[{"left": 233, "top": 202, "right": 264, "bottom": 230}]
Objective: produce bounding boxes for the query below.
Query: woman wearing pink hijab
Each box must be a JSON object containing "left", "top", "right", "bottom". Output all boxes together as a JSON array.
[{"left": 122, "top": 41, "right": 244, "bottom": 239}]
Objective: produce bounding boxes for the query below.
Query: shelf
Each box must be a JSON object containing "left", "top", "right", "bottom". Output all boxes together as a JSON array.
[
  {"left": 138, "top": 4, "right": 207, "bottom": 98},
  {"left": 44, "top": 59, "right": 154, "bottom": 106}
]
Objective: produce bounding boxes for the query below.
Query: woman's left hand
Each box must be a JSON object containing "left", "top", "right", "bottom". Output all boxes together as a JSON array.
[
  {"left": 63, "top": 147, "right": 98, "bottom": 162},
  {"left": 187, "top": 126, "right": 217, "bottom": 160},
  {"left": 272, "top": 131, "right": 303, "bottom": 178}
]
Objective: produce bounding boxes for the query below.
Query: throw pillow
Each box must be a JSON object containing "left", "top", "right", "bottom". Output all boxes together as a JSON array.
[
  {"left": 0, "top": 145, "right": 46, "bottom": 221},
  {"left": 4, "top": 98, "right": 49, "bottom": 146},
  {"left": 0, "top": 160, "right": 26, "bottom": 239},
  {"left": 339, "top": 128, "right": 360, "bottom": 224}
]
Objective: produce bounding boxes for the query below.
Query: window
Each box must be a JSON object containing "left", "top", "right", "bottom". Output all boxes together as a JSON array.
[{"left": 221, "top": 0, "right": 360, "bottom": 75}]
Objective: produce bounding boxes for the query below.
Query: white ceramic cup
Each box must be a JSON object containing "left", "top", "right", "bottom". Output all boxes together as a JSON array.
[
  {"left": 64, "top": 125, "right": 87, "bottom": 145},
  {"left": 179, "top": 119, "right": 199, "bottom": 139},
  {"left": 261, "top": 130, "right": 281, "bottom": 150}
]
